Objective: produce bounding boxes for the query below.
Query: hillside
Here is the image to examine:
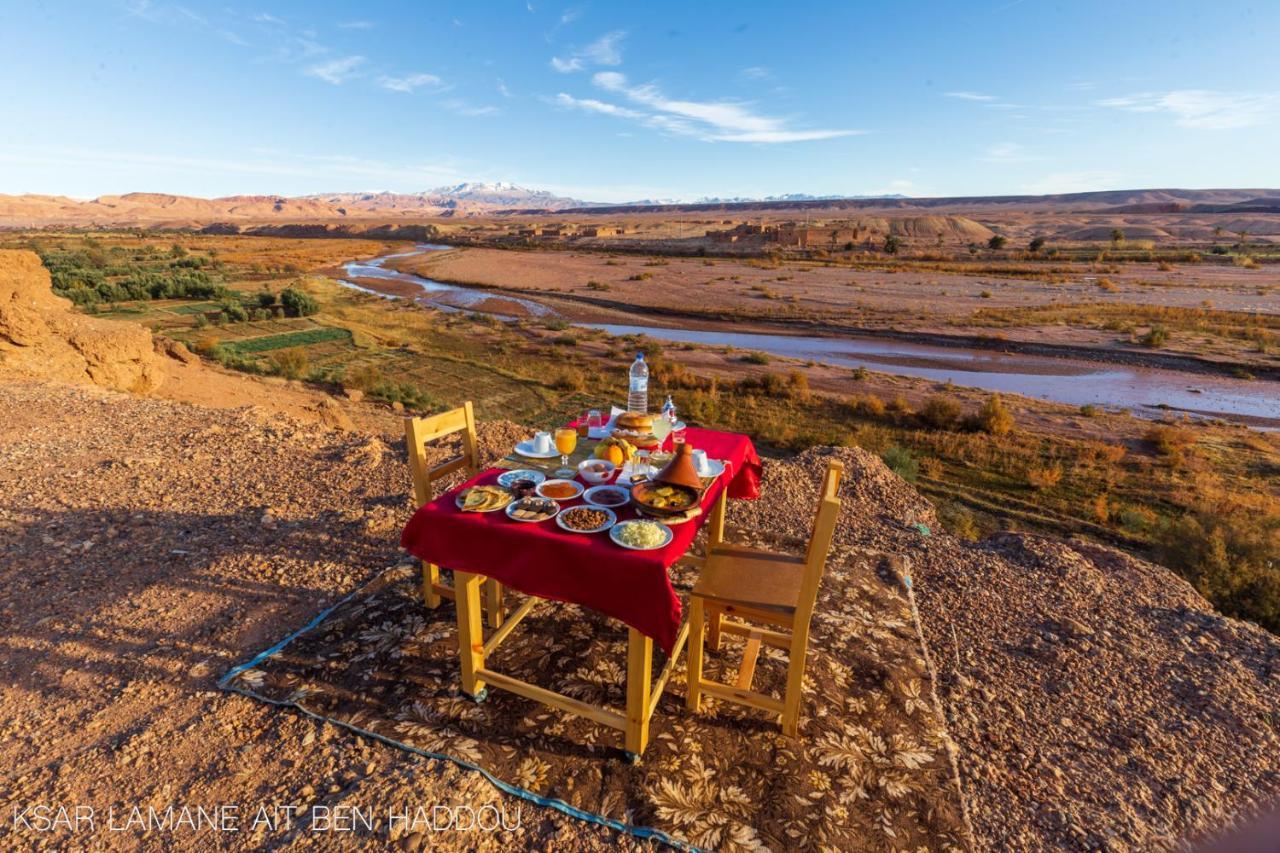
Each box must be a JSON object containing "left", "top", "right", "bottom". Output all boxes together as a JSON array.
[{"left": 0, "top": 249, "right": 1277, "bottom": 848}]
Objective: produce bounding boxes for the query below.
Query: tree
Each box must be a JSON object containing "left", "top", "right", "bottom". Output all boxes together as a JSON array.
[
  {"left": 987, "top": 234, "right": 1007, "bottom": 250},
  {"left": 1110, "top": 228, "right": 1125, "bottom": 247},
  {"left": 882, "top": 234, "right": 901, "bottom": 254},
  {"left": 1028, "top": 236, "right": 1046, "bottom": 252},
  {"left": 280, "top": 286, "right": 319, "bottom": 317},
  {"left": 256, "top": 290, "right": 277, "bottom": 309}
]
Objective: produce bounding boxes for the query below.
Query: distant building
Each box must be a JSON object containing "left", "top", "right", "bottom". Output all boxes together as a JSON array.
[
  {"left": 580, "top": 224, "right": 623, "bottom": 237},
  {"left": 773, "top": 226, "right": 857, "bottom": 248}
]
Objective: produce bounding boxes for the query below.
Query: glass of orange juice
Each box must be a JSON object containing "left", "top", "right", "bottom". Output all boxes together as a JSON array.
[{"left": 554, "top": 427, "right": 577, "bottom": 478}]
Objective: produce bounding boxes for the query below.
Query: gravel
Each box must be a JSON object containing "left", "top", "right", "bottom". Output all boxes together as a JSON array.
[{"left": 2, "top": 377, "right": 1277, "bottom": 851}]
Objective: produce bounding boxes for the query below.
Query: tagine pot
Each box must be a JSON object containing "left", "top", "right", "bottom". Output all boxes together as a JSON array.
[{"left": 654, "top": 442, "right": 704, "bottom": 492}]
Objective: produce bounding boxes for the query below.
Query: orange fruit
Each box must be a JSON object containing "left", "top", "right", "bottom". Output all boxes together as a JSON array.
[{"left": 605, "top": 445, "right": 624, "bottom": 466}]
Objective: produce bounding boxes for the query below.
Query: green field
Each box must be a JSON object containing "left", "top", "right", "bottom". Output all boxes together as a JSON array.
[{"left": 220, "top": 326, "right": 352, "bottom": 354}]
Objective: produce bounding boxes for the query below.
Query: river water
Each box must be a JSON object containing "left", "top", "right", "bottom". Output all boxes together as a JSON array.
[{"left": 342, "top": 246, "right": 1279, "bottom": 426}]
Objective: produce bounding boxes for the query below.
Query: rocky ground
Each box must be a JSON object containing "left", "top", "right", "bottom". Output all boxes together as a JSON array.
[
  {"left": 4, "top": 247, "right": 1280, "bottom": 851},
  {"left": 2, "top": 378, "right": 1278, "bottom": 850}
]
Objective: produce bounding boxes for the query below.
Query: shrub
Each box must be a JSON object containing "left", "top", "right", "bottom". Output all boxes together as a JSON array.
[
  {"left": 269, "top": 348, "right": 308, "bottom": 380},
  {"left": 974, "top": 393, "right": 1014, "bottom": 435},
  {"left": 919, "top": 395, "right": 963, "bottom": 430},
  {"left": 1098, "top": 277, "right": 1119, "bottom": 292},
  {"left": 940, "top": 502, "right": 979, "bottom": 540},
  {"left": 1028, "top": 236, "right": 1046, "bottom": 252},
  {"left": 1027, "top": 463, "right": 1064, "bottom": 490},
  {"left": 1236, "top": 256, "right": 1259, "bottom": 269},
  {"left": 742, "top": 351, "right": 771, "bottom": 365},
  {"left": 551, "top": 334, "right": 579, "bottom": 346},
  {"left": 586, "top": 280, "right": 611, "bottom": 291},
  {"left": 1140, "top": 326, "right": 1169, "bottom": 348},
  {"left": 786, "top": 370, "right": 810, "bottom": 400},
  {"left": 627, "top": 272, "right": 653, "bottom": 281},
  {"left": 1079, "top": 404, "right": 1100, "bottom": 417},
  {"left": 852, "top": 394, "right": 886, "bottom": 418},
  {"left": 987, "top": 235, "right": 1007, "bottom": 250},
  {"left": 218, "top": 298, "right": 248, "bottom": 323},
  {"left": 256, "top": 290, "right": 277, "bottom": 309},
  {"left": 1145, "top": 424, "right": 1194, "bottom": 457},
  {"left": 851, "top": 366, "right": 869, "bottom": 381},
  {"left": 280, "top": 286, "right": 319, "bottom": 318},
  {"left": 883, "top": 235, "right": 901, "bottom": 254},
  {"left": 880, "top": 445, "right": 919, "bottom": 482},
  {"left": 979, "top": 289, "right": 993, "bottom": 299},
  {"left": 887, "top": 394, "right": 913, "bottom": 415}
]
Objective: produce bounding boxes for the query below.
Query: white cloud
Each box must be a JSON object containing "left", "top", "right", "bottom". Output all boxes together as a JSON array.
[
  {"left": 550, "top": 56, "right": 583, "bottom": 73},
  {"left": 252, "top": 12, "right": 284, "bottom": 25},
  {"left": 585, "top": 72, "right": 858, "bottom": 143},
  {"left": 553, "top": 92, "right": 646, "bottom": 119},
  {"left": 338, "top": 20, "right": 375, "bottom": 29},
  {"left": 441, "top": 99, "right": 500, "bottom": 117},
  {"left": 497, "top": 79, "right": 513, "bottom": 98},
  {"left": 945, "top": 91, "right": 998, "bottom": 101},
  {"left": 740, "top": 66, "right": 772, "bottom": 81},
  {"left": 1096, "top": 89, "right": 1280, "bottom": 129},
  {"left": 377, "top": 72, "right": 446, "bottom": 94},
  {"left": 551, "top": 30, "right": 625, "bottom": 73},
  {"left": 304, "top": 55, "right": 364, "bottom": 84},
  {"left": 1019, "top": 170, "right": 1124, "bottom": 195}
]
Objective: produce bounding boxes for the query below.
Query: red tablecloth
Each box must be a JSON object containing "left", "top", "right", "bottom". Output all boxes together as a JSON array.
[{"left": 400, "top": 427, "right": 761, "bottom": 653}]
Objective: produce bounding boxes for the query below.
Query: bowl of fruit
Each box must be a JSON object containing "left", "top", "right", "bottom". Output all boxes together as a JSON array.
[{"left": 577, "top": 458, "right": 617, "bottom": 485}]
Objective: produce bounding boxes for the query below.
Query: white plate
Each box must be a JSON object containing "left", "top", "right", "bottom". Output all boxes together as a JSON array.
[
  {"left": 515, "top": 440, "right": 560, "bottom": 459},
  {"left": 536, "top": 479, "right": 585, "bottom": 501},
  {"left": 583, "top": 484, "right": 630, "bottom": 509},
  {"left": 455, "top": 486, "right": 513, "bottom": 512},
  {"left": 497, "top": 469, "right": 547, "bottom": 488},
  {"left": 610, "top": 520, "right": 674, "bottom": 551},
  {"left": 556, "top": 506, "right": 617, "bottom": 534},
  {"left": 505, "top": 498, "right": 559, "bottom": 523}
]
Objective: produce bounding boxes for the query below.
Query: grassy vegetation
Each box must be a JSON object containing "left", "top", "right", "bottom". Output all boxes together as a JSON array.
[
  {"left": 220, "top": 326, "right": 351, "bottom": 354},
  {"left": 17, "top": 231, "right": 1280, "bottom": 635}
]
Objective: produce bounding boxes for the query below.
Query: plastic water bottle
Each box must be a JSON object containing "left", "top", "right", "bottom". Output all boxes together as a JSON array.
[
  {"left": 661, "top": 395, "right": 677, "bottom": 424},
  {"left": 628, "top": 353, "right": 649, "bottom": 413}
]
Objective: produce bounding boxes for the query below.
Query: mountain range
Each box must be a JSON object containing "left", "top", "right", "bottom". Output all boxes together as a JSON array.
[{"left": 0, "top": 185, "right": 1278, "bottom": 227}]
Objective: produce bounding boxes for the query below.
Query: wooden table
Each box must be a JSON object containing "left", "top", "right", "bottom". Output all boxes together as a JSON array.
[{"left": 399, "top": 427, "right": 762, "bottom": 760}]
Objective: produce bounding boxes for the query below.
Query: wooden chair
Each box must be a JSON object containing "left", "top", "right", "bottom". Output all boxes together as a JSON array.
[
  {"left": 685, "top": 459, "right": 843, "bottom": 736},
  {"left": 405, "top": 404, "right": 505, "bottom": 628}
]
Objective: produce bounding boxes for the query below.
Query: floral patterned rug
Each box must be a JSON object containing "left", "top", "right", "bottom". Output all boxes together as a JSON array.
[{"left": 222, "top": 548, "right": 970, "bottom": 851}]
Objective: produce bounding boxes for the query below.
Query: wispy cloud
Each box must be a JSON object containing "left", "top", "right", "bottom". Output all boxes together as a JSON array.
[
  {"left": 252, "top": 12, "right": 284, "bottom": 25},
  {"left": 441, "top": 99, "right": 500, "bottom": 117},
  {"left": 377, "top": 72, "right": 446, "bottom": 94},
  {"left": 1096, "top": 89, "right": 1280, "bottom": 129},
  {"left": 945, "top": 91, "right": 998, "bottom": 102},
  {"left": 739, "top": 66, "right": 772, "bottom": 81},
  {"left": 551, "top": 30, "right": 625, "bottom": 73},
  {"left": 304, "top": 55, "right": 365, "bottom": 85},
  {"left": 338, "top": 20, "right": 375, "bottom": 30},
  {"left": 553, "top": 72, "right": 858, "bottom": 143}
]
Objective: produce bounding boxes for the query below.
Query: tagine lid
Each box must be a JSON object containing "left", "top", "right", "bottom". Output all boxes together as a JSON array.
[{"left": 654, "top": 442, "right": 704, "bottom": 492}]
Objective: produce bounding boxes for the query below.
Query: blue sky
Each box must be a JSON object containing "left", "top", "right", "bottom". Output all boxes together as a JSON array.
[{"left": 2, "top": 0, "right": 1278, "bottom": 201}]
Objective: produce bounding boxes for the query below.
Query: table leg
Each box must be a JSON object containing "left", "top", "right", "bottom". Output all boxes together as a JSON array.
[
  {"left": 454, "top": 571, "right": 486, "bottom": 697},
  {"left": 422, "top": 561, "right": 441, "bottom": 609},
  {"left": 625, "top": 627, "right": 653, "bottom": 757},
  {"left": 708, "top": 488, "right": 727, "bottom": 548}
]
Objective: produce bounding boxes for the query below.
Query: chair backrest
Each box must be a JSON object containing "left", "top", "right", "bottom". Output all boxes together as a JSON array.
[
  {"left": 796, "top": 459, "right": 844, "bottom": 622},
  {"left": 404, "top": 402, "right": 480, "bottom": 507}
]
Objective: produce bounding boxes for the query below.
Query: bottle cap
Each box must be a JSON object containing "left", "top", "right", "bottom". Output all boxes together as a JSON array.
[{"left": 636, "top": 352, "right": 644, "bottom": 359}]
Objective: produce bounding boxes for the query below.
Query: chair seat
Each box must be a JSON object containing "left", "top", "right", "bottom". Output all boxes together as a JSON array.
[{"left": 692, "top": 544, "right": 806, "bottom": 613}]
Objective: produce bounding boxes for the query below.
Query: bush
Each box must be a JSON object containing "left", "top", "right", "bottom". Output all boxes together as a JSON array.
[
  {"left": 852, "top": 394, "right": 886, "bottom": 418},
  {"left": 919, "top": 395, "right": 963, "bottom": 430},
  {"left": 280, "top": 287, "right": 320, "bottom": 318},
  {"left": 256, "top": 290, "right": 277, "bottom": 309},
  {"left": 269, "top": 348, "right": 308, "bottom": 380},
  {"left": 883, "top": 235, "right": 901, "bottom": 254},
  {"left": 1145, "top": 424, "right": 1195, "bottom": 457},
  {"left": 218, "top": 298, "right": 248, "bottom": 323},
  {"left": 551, "top": 334, "right": 579, "bottom": 346},
  {"left": 887, "top": 394, "right": 913, "bottom": 415},
  {"left": 1026, "top": 463, "right": 1064, "bottom": 490},
  {"left": 1140, "top": 326, "right": 1169, "bottom": 348},
  {"left": 881, "top": 446, "right": 919, "bottom": 482},
  {"left": 742, "top": 351, "right": 771, "bottom": 365},
  {"left": 1028, "top": 236, "right": 1046, "bottom": 252},
  {"left": 973, "top": 393, "right": 1014, "bottom": 435},
  {"left": 987, "top": 235, "right": 1007, "bottom": 250}
]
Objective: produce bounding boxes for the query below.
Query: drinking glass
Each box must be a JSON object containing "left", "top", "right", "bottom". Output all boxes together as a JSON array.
[
  {"left": 634, "top": 449, "right": 651, "bottom": 481},
  {"left": 554, "top": 427, "right": 578, "bottom": 478},
  {"left": 587, "top": 409, "right": 604, "bottom": 434},
  {"left": 671, "top": 421, "right": 687, "bottom": 446},
  {"left": 651, "top": 416, "right": 673, "bottom": 450}
]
